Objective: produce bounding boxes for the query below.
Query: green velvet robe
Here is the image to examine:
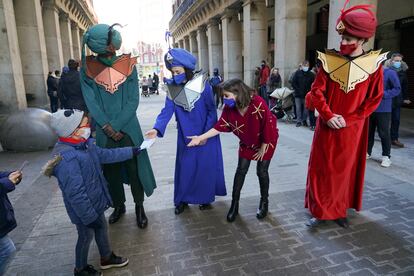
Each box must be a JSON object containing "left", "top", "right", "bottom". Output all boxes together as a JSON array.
[{"left": 80, "top": 59, "right": 156, "bottom": 197}]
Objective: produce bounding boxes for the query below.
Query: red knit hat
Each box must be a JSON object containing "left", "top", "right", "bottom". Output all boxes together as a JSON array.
[{"left": 336, "top": 0, "right": 377, "bottom": 39}]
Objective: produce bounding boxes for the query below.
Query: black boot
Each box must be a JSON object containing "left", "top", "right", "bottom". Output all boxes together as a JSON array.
[
  {"left": 174, "top": 202, "right": 187, "bottom": 215},
  {"left": 226, "top": 200, "right": 239, "bottom": 222},
  {"left": 135, "top": 205, "right": 148, "bottom": 229},
  {"left": 335, "top": 217, "right": 349, "bottom": 228},
  {"left": 199, "top": 204, "right": 212, "bottom": 210},
  {"left": 256, "top": 198, "right": 268, "bottom": 219},
  {"left": 108, "top": 204, "right": 126, "bottom": 224}
]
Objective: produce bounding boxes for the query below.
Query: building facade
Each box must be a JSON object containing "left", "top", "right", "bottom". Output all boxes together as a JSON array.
[
  {"left": 170, "top": 0, "right": 414, "bottom": 105},
  {"left": 0, "top": 0, "right": 97, "bottom": 114},
  {"left": 134, "top": 41, "right": 165, "bottom": 80}
]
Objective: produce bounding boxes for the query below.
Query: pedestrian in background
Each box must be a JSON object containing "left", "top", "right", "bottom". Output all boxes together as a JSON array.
[
  {"left": 47, "top": 71, "right": 59, "bottom": 113},
  {"left": 367, "top": 67, "right": 401, "bottom": 167},
  {"left": 266, "top": 67, "right": 281, "bottom": 108},
  {"left": 0, "top": 170, "right": 22, "bottom": 275},
  {"left": 210, "top": 68, "right": 223, "bottom": 108},
  {"left": 58, "top": 59, "right": 87, "bottom": 111},
  {"left": 385, "top": 53, "right": 411, "bottom": 148},
  {"left": 259, "top": 60, "right": 270, "bottom": 103},
  {"left": 292, "top": 60, "right": 315, "bottom": 127}
]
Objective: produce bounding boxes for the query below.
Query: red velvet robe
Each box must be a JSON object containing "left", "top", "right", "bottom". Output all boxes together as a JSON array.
[
  {"left": 214, "top": 95, "right": 279, "bottom": 160},
  {"left": 305, "top": 65, "right": 383, "bottom": 220}
]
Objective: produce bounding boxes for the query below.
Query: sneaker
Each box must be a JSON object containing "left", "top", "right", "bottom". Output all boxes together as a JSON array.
[
  {"left": 381, "top": 156, "right": 392, "bottom": 167},
  {"left": 366, "top": 153, "right": 371, "bottom": 160},
  {"left": 296, "top": 122, "right": 302, "bottom": 127},
  {"left": 74, "top": 265, "right": 102, "bottom": 276},
  {"left": 100, "top": 252, "right": 129, "bottom": 270}
]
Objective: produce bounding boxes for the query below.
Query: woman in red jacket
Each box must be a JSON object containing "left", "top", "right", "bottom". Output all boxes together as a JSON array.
[{"left": 188, "top": 79, "right": 279, "bottom": 222}]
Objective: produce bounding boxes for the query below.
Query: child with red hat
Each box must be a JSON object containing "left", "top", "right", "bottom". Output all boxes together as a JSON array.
[{"left": 304, "top": 0, "right": 387, "bottom": 228}]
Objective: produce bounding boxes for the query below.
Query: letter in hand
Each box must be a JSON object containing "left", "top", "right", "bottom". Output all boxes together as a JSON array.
[
  {"left": 8, "top": 171, "right": 22, "bottom": 185},
  {"left": 145, "top": 129, "right": 158, "bottom": 139}
]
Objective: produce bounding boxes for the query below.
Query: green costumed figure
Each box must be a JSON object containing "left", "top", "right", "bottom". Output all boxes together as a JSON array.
[{"left": 80, "top": 24, "right": 156, "bottom": 228}]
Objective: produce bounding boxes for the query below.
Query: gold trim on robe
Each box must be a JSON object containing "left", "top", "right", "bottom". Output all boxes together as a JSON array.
[
  {"left": 317, "top": 49, "right": 388, "bottom": 94},
  {"left": 85, "top": 54, "right": 137, "bottom": 94}
]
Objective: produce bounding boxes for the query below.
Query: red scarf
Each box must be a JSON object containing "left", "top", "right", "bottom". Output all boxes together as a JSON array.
[{"left": 59, "top": 137, "right": 86, "bottom": 144}]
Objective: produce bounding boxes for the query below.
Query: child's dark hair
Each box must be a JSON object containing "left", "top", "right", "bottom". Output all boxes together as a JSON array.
[{"left": 220, "top": 78, "right": 254, "bottom": 109}]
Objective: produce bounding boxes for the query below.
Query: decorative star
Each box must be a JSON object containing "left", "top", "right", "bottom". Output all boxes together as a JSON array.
[{"left": 252, "top": 102, "right": 265, "bottom": 119}]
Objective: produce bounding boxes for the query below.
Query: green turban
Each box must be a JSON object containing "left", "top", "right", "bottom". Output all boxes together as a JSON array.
[{"left": 83, "top": 24, "right": 122, "bottom": 55}]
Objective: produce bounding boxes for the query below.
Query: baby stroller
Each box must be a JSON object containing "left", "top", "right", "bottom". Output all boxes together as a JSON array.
[
  {"left": 141, "top": 85, "right": 150, "bottom": 97},
  {"left": 269, "top": 87, "right": 295, "bottom": 122}
]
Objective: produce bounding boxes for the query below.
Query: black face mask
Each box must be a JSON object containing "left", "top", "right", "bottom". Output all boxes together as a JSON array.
[{"left": 261, "top": 64, "right": 265, "bottom": 67}]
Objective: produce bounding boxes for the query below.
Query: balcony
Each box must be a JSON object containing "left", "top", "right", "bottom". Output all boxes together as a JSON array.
[{"left": 169, "top": 0, "right": 196, "bottom": 30}]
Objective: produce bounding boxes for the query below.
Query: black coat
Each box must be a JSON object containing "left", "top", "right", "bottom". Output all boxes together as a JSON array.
[
  {"left": 0, "top": 172, "right": 16, "bottom": 239},
  {"left": 292, "top": 70, "right": 315, "bottom": 98},
  {"left": 58, "top": 70, "right": 88, "bottom": 111},
  {"left": 46, "top": 75, "right": 58, "bottom": 97}
]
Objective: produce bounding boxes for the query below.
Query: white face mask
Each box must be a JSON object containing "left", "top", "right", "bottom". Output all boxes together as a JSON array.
[{"left": 79, "top": 127, "right": 91, "bottom": 140}]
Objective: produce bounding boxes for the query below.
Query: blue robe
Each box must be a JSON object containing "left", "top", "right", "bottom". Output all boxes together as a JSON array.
[{"left": 154, "top": 83, "right": 226, "bottom": 205}]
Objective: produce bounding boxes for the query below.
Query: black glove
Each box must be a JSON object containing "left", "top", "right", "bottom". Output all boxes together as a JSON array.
[
  {"left": 132, "top": 147, "right": 142, "bottom": 156},
  {"left": 86, "top": 218, "right": 102, "bottom": 229},
  {"left": 102, "top": 124, "right": 116, "bottom": 138}
]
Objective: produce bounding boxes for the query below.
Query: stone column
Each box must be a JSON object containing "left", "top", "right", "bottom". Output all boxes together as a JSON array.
[
  {"left": 42, "top": 0, "right": 64, "bottom": 72},
  {"left": 71, "top": 23, "right": 81, "bottom": 60},
  {"left": 207, "top": 20, "right": 224, "bottom": 77},
  {"left": 274, "top": 0, "right": 307, "bottom": 85},
  {"left": 0, "top": 0, "right": 27, "bottom": 113},
  {"left": 327, "top": 0, "right": 378, "bottom": 50},
  {"left": 189, "top": 31, "right": 199, "bottom": 69},
  {"left": 178, "top": 39, "right": 184, "bottom": 49},
  {"left": 222, "top": 12, "right": 243, "bottom": 80},
  {"left": 14, "top": 0, "right": 49, "bottom": 107},
  {"left": 59, "top": 13, "right": 74, "bottom": 64},
  {"left": 243, "top": 0, "right": 268, "bottom": 86},
  {"left": 184, "top": 35, "right": 190, "bottom": 51},
  {"left": 197, "top": 26, "right": 209, "bottom": 73}
]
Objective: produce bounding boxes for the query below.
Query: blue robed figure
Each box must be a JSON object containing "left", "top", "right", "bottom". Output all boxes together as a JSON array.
[{"left": 146, "top": 48, "right": 226, "bottom": 214}]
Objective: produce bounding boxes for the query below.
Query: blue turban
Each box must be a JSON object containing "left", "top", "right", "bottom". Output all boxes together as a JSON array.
[{"left": 164, "top": 48, "right": 197, "bottom": 70}]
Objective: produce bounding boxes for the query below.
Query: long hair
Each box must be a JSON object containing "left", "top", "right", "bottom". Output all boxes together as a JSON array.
[{"left": 220, "top": 78, "right": 254, "bottom": 109}]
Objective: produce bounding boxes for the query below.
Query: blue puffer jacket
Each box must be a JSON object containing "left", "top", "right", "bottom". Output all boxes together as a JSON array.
[
  {"left": 0, "top": 171, "right": 17, "bottom": 239},
  {"left": 50, "top": 138, "right": 133, "bottom": 225}
]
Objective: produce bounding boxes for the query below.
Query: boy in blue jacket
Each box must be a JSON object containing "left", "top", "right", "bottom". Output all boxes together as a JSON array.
[
  {"left": 46, "top": 109, "right": 142, "bottom": 276},
  {"left": 0, "top": 170, "right": 22, "bottom": 275}
]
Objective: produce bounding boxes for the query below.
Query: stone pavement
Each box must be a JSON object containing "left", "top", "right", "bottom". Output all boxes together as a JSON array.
[{"left": 2, "top": 93, "right": 414, "bottom": 275}]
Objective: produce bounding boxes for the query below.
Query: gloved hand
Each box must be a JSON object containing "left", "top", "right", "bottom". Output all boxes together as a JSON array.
[
  {"left": 102, "top": 124, "right": 116, "bottom": 138},
  {"left": 132, "top": 147, "right": 142, "bottom": 156},
  {"left": 86, "top": 218, "right": 102, "bottom": 229}
]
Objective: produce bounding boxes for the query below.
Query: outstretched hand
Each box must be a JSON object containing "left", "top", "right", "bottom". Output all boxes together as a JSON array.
[
  {"left": 145, "top": 129, "right": 158, "bottom": 139},
  {"left": 9, "top": 171, "right": 22, "bottom": 185}
]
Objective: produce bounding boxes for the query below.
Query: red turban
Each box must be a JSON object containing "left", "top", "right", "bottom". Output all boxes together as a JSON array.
[{"left": 336, "top": 0, "right": 377, "bottom": 39}]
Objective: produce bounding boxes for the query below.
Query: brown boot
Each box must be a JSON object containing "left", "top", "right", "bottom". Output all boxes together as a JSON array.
[{"left": 392, "top": 140, "right": 404, "bottom": 148}]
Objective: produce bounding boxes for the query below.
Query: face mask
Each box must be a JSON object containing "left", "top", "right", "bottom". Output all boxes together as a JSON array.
[
  {"left": 393, "top": 61, "right": 401, "bottom": 69},
  {"left": 302, "top": 67, "right": 309, "bottom": 72},
  {"left": 340, "top": 43, "right": 358, "bottom": 56},
  {"left": 223, "top": 98, "right": 236, "bottom": 108},
  {"left": 78, "top": 127, "right": 91, "bottom": 140},
  {"left": 173, "top": 73, "right": 186, "bottom": 84}
]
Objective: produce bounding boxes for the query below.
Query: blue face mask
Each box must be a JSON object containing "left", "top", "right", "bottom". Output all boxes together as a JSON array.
[
  {"left": 393, "top": 61, "right": 401, "bottom": 69},
  {"left": 302, "top": 66, "right": 309, "bottom": 72},
  {"left": 173, "top": 73, "right": 186, "bottom": 84},
  {"left": 223, "top": 98, "right": 236, "bottom": 108}
]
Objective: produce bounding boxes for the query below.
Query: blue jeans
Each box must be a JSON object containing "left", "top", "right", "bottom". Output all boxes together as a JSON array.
[
  {"left": 0, "top": 235, "right": 16, "bottom": 275},
  {"left": 390, "top": 106, "right": 401, "bottom": 141},
  {"left": 75, "top": 214, "right": 111, "bottom": 270}
]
